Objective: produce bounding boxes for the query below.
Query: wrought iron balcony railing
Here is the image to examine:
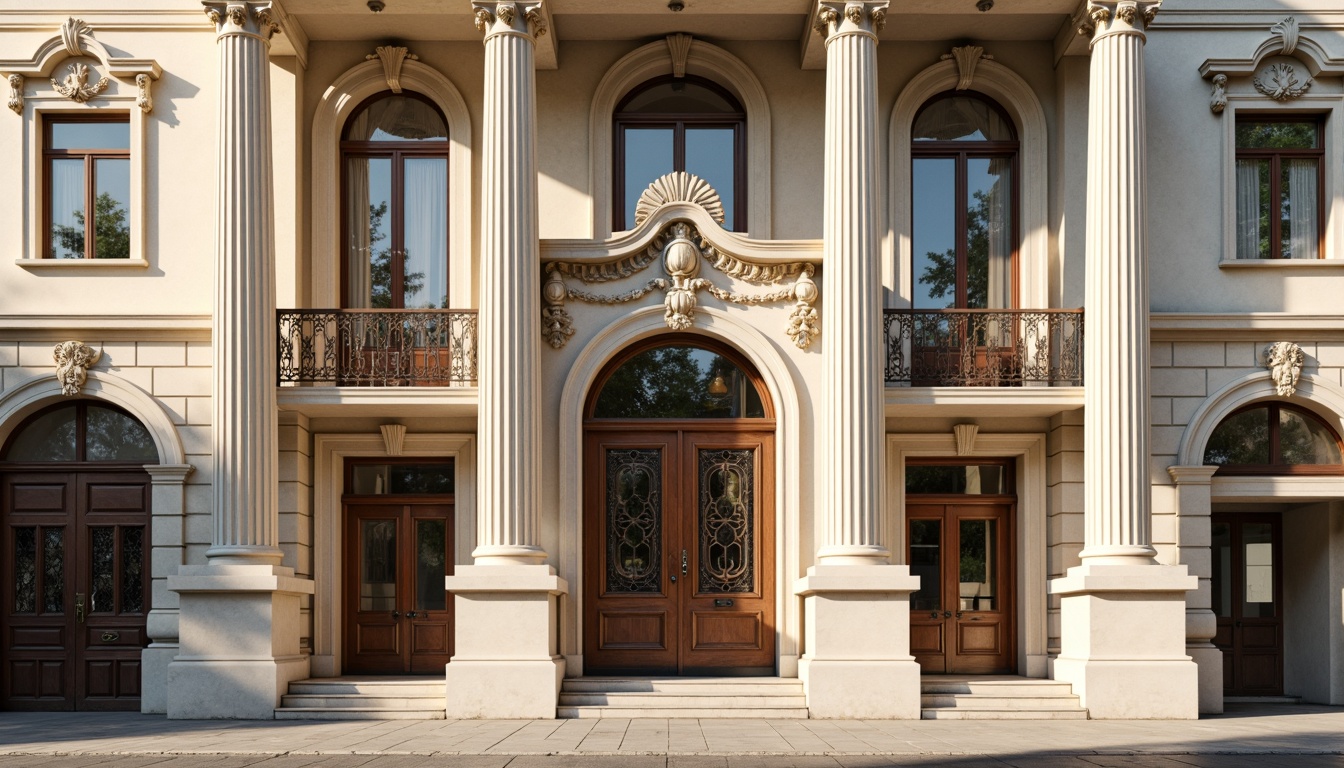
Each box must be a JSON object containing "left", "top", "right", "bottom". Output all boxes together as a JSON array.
[
  {"left": 883, "top": 309, "right": 1083, "bottom": 387},
  {"left": 277, "top": 309, "right": 478, "bottom": 386}
]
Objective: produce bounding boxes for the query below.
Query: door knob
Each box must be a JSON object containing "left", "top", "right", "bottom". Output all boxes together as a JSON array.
[
  {"left": 929, "top": 611, "right": 939, "bottom": 618},
  {"left": 956, "top": 611, "right": 964, "bottom": 619},
  {"left": 406, "top": 611, "right": 419, "bottom": 619},
  {"left": 75, "top": 593, "right": 86, "bottom": 624},
  {"left": 390, "top": 610, "right": 400, "bottom": 619},
  {"left": 942, "top": 610, "right": 952, "bottom": 619}
]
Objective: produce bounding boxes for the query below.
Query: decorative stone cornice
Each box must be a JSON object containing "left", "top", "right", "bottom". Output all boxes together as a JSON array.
[
  {"left": 940, "top": 45, "right": 993, "bottom": 91},
  {"left": 203, "top": 2, "right": 278, "bottom": 41},
  {"left": 814, "top": 1, "right": 889, "bottom": 40},
  {"left": 0, "top": 16, "right": 161, "bottom": 115},
  {"left": 53, "top": 341, "right": 101, "bottom": 397},
  {"left": 366, "top": 45, "right": 417, "bottom": 93},
  {"left": 1264, "top": 341, "right": 1305, "bottom": 397},
  {"left": 1077, "top": 1, "right": 1160, "bottom": 43}
]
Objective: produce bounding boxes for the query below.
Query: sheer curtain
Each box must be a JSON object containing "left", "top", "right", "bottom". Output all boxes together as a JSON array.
[
  {"left": 1286, "top": 159, "right": 1318, "bottom": 260},
  {"left": 50, "top": 159, "right": 85, "bottom": 259},
  {"left": 345, "top": 158, "right": 372, "bottom": 307},
  {"left": 986, "top": 158, "right": 1013, "bottom": 310},
  {"left": 403, "top": 157, "right": 448, "bottom": 308},
  {"left": 1235, "top": 159, "right": 1263, "bottom": 259}
]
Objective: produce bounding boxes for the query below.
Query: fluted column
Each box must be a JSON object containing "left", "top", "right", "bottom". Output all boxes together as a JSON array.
[
  {"left": 473, "top": 0, "right": 545, "bottom": 564},
  {"left": 817, "top": 0, "right": 889, "bottom": 565},
  {"left": 205, "top": 0, "right": 282, "bottom": 565}
]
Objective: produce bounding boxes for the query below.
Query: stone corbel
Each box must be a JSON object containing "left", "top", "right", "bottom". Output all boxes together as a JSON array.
[
  {"left": 953, "top": 424, "right": 979, "bottom": 456},
  {"left": 380, "top": 424, "right": 407, "bottom": 456},
  {"left": 1271, "top": 16, "right": 1300, "bottom": 56},
  {"left": 1208, "top": 73, "right": 1226, "bottom": 114},
  {"left": 53, "top": 341, "right": 101, "bottom": 397},
  {"left": 6, "top": 74, "right": 21, "bottom": 114},
  {"left": 940, "top": 45, "right": 993, "bottom": 91},
  {"left": 1264, "top": 341, "right": 1305, "bottom": 397},
  {"left": 366, "top": 45, "right": 418, "bottom": 93},
  {"left": 666, "top": 34, "right": 692, "bottom": 78}
]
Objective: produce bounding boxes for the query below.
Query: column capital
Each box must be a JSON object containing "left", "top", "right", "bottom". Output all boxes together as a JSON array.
[
  {"left": 202, "top": 1, "right": 278, "bottom": 41},
  {"left": 1077, "top": 1, "right": 1160, "bottom": 43},
  {"left": 473, "top": 1, "right": 546, "bottom": 42},
  {"left": 814, "top": 1, "right": 888, "bottom": 42}
]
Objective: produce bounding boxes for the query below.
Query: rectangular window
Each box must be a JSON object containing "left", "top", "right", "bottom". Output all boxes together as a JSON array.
[
  {"left": 44, "top": 116, "right": 131, "bottom": 260},
  {"left": 1234, "top": 118, "right": 1323, "bottom": 260}
]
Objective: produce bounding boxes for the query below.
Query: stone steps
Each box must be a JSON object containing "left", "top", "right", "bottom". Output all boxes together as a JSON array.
[
  {"left": 919, "top": 676, "right": 1087, "bottom": 720},
  {"left": 274, "top": 678, "right": 445, "bottom": 720},
  {"left": 558, "top": 677, "right": 808, "bottom": 719}
]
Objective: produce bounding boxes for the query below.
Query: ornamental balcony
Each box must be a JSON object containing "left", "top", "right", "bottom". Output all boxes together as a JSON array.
[
  {"left": 883, "top": 309, "right": 1084, "bottom": 387},
  {"left": 277, "top": 309, "right": 478, "bottom": 387}
]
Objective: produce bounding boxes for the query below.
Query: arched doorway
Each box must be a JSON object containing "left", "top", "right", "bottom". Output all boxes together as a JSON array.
[
  {"left": 583, "top": 336, "right": 775, "bottom": 675},
  {"left": 0, "top": 401, "right": 158, "bottom": 710}
]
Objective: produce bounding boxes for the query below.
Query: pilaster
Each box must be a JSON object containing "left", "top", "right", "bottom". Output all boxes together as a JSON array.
[
  {"left": 141, "top": 463, "right": 192, "bottom": 715},
  {"left": 1049, "top": 1, "right": 1198, "bottom": 720},
  {"left": 1169, "top": 465, "right": 1222, "bottom": 714}
]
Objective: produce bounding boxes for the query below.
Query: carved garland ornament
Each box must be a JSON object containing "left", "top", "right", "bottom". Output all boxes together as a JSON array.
[
  {"left": 53, "top": 341, "right": 101, "bottom": 397},
  {"left": 542, "top": 175, "right": 819, "bottom": 350},
  {"left": 52, "top": 62, "right": 109, "bottom": 104},
  {"left": 1264, "top": 341, "right": 1305, "bottom": 398},
  {"left": 1254, "top": 62, "right": 1311, "bottom": 101}
]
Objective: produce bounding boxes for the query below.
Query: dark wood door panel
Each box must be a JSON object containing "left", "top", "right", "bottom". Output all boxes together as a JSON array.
[{"left": 1211, "top": 513, "right": 1283, "bottom": 697}]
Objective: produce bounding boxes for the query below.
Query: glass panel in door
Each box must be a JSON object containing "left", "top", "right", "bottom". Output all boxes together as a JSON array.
[
  {"left": 361, "top": 519, "right": 397, "bottom": 612},
  {"left": 958, "top": 518, "right": 996, "bottom": 612}
]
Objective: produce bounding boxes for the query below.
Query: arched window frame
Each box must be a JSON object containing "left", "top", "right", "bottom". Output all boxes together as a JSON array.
[
  {"left": 311, "top": 58, "right": 472, "bottom": 309},
  {"left": 339, "top": 90, "right": 451, "bottom": 309},
  {"left": 611, "top": 75, "right": 747, "bottom": 233},
  {"left": 1204, "top": 401, "right": 1344, "bottom": 476},
  {"left": 889, "top": 58, "right": 1049, "bottom": 310},
  {"left": 1, "top": 400, "right": 158, "bottom": 467},
  {"left": 908, "top": 90, "right": 1021, "bottom": 310}
]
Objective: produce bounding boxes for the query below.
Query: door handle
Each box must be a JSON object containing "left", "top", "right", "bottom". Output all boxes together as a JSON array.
[
  {"left": 1235, "top": 620, "right": 1242, "bottom": 628},
  {"left": 681, "top": 549, "right": 688, "bottom": 576},
  {"left": 929, "top": 611, "right": 939, "bottom": 618},
  {"left": 75, "top": 593, "right": 86, "bottom": 624},
  {"left": 942, "top": 610, "right": 952, "bottom": 619},
  {"left": 405, "top": 611, "right": 419, "bottom": 619},
  {"left": 956, "top": 611, "right": 964, "bottom": 619},
  {"left": 390, "top": 610, "right": 400, "bottom": 620}
]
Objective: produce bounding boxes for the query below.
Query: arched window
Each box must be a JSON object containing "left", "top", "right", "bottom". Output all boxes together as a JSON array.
[
  {"left": 589, "top": 339, "right": 768, "bottom": 420},
  {"left": 613, "top": 76, "right": 745, "bottom": 232},
  {"left": 342, "top": 92, "right": 449, "bottom": 309},
  {"left": 1204, "top": 402, "right": 1344, "bottom": 475},
  {"left": 910, "top": 92, "right": 1018, "bottom": 310},
  {"left": 3, "top": 402, "right": 157, "bottom": 463}
]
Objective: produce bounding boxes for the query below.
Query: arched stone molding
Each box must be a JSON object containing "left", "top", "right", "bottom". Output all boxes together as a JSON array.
[
  {"left": 0, "top": 370, "right": 184, "bottom": 465},
  {"left": 1199, "top": 20, "right": 1344, "bottom": 81},
  {"left": 1177, "top": 371, "right": 1344, "bottom": 467},
  {"left": 0, "top": 17, "right": 161, "bottom": 86},
  {"left": 556, "top": 305, "right": 801, "bottom": 676},
  {"left": 311, "top": 58, "right": 473, "bottom": 309},
  {"left": 888, "top": 58, "right": 1049, "bottom": 311},
  {"left": 588, "top": 39, "right": 772, "bottom": 240}
]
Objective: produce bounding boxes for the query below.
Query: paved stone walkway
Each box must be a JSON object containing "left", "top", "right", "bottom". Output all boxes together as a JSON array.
[{"left": 0, "top": 704, "right": 1341, "bottom": 766}]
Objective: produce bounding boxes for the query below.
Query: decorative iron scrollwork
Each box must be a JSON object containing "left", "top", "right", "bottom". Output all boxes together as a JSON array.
[
  {"left": 277, "top": 310, "right": 477, "bottom": 386},
  {"left": 606, "top": 449, "right": 663, "bottom": 593},
  {"left": 698, "top": 448, "right": 754, "bottom": 594},
  {"left": 883, "top": 309, "right": 1083, "bottom": 386}
]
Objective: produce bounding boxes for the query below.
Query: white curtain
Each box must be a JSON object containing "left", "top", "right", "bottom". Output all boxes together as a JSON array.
[
  {"left": 1235, "top": 159, "right": 1263, "bottom": 259},
  {"left": 50, "top": 159, "right": 85, "bottom": 259},
  {"left": 402, "top": 158, "right": 448, "bottom": 308},
  {"left": 345, "top": 158, "right": 372, "bottom": 307},
  {"left": 986, "top": 158, "right": 1013, "bottom": 310},
  {"left": 1286, "top": 159, "right": 1318, "bottom": 260}
]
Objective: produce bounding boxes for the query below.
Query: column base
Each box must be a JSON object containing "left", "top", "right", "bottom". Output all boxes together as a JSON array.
[
  {"left": 140, "top": 643, "right": 175, "bottom": 714},
  {"left": 795, "top": 565, "right": 922, "bottom": 719},
  {"left": 166, "top": 564, "right": 314, "bottom": 719},
  {"left": 1188, "top": 643, "right": 1224, "bottom": 715},
  {"left": 444, "top": 564, "right": 568, "bottom": 719},
  {"left": 1050, "top": 563, "right": 1199, "bottom": 719}
]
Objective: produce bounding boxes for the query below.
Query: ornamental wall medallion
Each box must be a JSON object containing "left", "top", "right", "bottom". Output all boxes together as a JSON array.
[
  {"left": 542, "top": 174, "right": 820, "bottom": 351},
  {"left": 1264, "top": 341, "right": 1305, "bottom": 397},
  {"left": 53, "top": 340, "right": 101, "bottom": 396},
  {"left": 52, "top": 62, "right": 110, "bottom": 104},
  {"left": 1254, "top": 62, "right": 1311, "bottom": 101}
]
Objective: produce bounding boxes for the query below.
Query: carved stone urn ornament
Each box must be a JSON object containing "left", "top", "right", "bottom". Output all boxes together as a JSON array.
[
  {"left": 53, "top": 341, "right": 101, "bottom": 397},
  {"left": 1264, "top": 341, "right": 1305, "bottom": 397}
]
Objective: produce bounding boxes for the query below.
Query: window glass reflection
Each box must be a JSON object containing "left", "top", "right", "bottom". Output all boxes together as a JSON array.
[
  {"left": 905, "top": 465, "right": 1007, "bottom": 495},
  {"left": 593, "top": 345, "right": 765, "bottom": 419}
]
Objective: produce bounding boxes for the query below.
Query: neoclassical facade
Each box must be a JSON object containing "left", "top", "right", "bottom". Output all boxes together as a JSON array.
[{"left": 2, "top": 0, "right": 1344, "bottom": 720}]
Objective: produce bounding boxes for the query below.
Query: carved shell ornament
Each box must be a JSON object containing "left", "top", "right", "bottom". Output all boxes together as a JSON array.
[
  {"left": 542, "top": 174, "right": 819, "bottom": 350},
  {"left": 52, "top": 62, "right": 109, "bottom": 104},
  {"left": 53, "top": 341, "right": 101, "bottom": 397}
]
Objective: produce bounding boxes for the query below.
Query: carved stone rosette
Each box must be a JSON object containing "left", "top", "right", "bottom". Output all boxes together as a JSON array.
[
  {"left": 53, "top": 341, "right": 101, "bottom": 397},
  {"left": 1265, "top": 341, "right": 1305, "bottom": 397}
]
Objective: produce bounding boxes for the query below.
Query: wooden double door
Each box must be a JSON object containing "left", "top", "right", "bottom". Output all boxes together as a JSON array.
[
  {"left": 343, "top": 501, "right": 453, "bottom": 674},
  {"left": 584, "top": 428, "right": 775, "bottom": 675},
  {"left": 1212, "top": 513, "right": 1283, "bottom": 696},
  {"left": 1, "top": 471, "right": 150, "bottom": 711},
  {"left": 907, "top": 500, "right": 1015, "bottom": 674}
]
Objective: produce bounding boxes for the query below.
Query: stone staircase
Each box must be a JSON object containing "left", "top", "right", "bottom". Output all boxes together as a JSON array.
[
  {"left": 275, "top": 677, "right": 446, "bottom": 720},
  {"left": 558, "top": 677, "right": 809, "bottom": 718},
  {"left": 920, "top": 676, "right": 1088, "bottom": 720}
]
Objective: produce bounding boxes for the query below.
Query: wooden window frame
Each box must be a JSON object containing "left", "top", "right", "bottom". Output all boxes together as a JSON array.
[
  {"left": 339, "top": 91, "right": 451, "bottom": 310},
  {"left": 42, "top": 114, "right": 131, "bottom": 260},
  {"left": 1234, "top": 115, "right": 1326, "bottom": 260},
  {"left": 342, "top": 456, "right": 456, "bottom": 499},
  {"left": 0, "top": 401, "right": 156, "bottom": 470},
  {"left": 910, "top": 92, "right": 1020, "bottom": 310},
  {"left": 613, "top": 75, "right": 746, "bottom": 232},
  {"left": 1210, "top": 402, "right": 1344, "bottom": 476}
]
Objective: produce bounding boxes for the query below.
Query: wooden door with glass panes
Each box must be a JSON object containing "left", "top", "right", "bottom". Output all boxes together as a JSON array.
[{"left": 1212, "top": 514, "right": 1283, "bottom": 696}]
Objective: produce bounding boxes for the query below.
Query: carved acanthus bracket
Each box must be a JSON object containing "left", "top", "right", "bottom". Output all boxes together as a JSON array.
[
  {"left": 53, "top": 341, "right": 101, "bottom": 397},
  {"left": 52, "top": 62, "right": 109, "bottom": 104},
  {"left": 940, "top": 45, "right": 993, "bottom": 91},
  {"left": 6, "top": 74, "right": 21, "bottom": 114},
  {"left": 1264, "top": 342, "right": 1305, "bottom": 397},
  {"left": 666, "top": 34, "right": 692, "bottom": 78},
  {"left": 366, "top": 46, "right": 418, "bottom": 93},
  {"left": 542, "top": 218, "right": 820, "bottom": 350},
  {"left": 1254, "top": 62, "right": 1311, "bottom": 101}
]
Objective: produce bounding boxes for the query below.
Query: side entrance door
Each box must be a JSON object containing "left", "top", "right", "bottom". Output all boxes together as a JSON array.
[
  {"left": 907, "top": 501, "right": 1014, "bottom": 674},
  {"left": 2, "top": 471, "right": 150, "bottom": 711},
  {"left": 583, "top": 429, "right": 775, "bottom": 675},
  {"left": 343, "top": 501, "right": 453, "bottom": 674},
  {"left": 1212, "top": 513, "right": 1283, "bottom": 696}
]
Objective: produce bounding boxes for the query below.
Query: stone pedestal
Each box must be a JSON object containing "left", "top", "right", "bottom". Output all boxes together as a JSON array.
[
  {"left": 444, "top": 565, "right": 567, "bottom": 719},
  {"left": 166, "top": 565, "right": 314, "bottom": 719},
  {"left": 795, "top": 565, "right": 921, "bottom": 719},
  {"left": 1051, "top": 564, "right": 1198, "bottom": 719}
]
